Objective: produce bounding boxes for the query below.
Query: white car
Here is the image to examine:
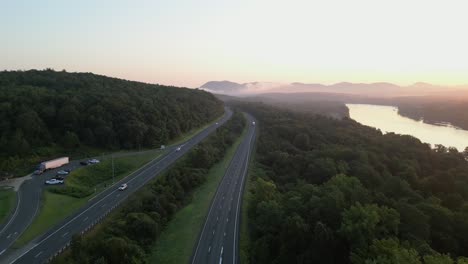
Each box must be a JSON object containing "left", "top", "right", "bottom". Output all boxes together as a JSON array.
[
  {"left": 88, "top": 159, "right": 100, "bottom": 164},
  {"left": 176, "top": 146, "right": 181, "bottom": 152},
  {"left": 215, "top": 122, "right": 219, "bottom": 125},
  {"left": 45, "top": 179, "right": 64, "bottom": 185},
  {"left": 57, "top": 170, "right": 70, "bottom": 175},
  {"left": 118, "top": 183, "right": 128, "bottom": 191}
]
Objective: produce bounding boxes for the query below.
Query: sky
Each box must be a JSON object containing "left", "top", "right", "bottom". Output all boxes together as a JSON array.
[{"left": 1, "top": 0, "right": 468, "bottom": 88}]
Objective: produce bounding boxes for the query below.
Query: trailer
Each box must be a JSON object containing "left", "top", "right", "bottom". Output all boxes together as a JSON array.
[{"left": 34, "top": 157, "right": 69, "bottom": 175}]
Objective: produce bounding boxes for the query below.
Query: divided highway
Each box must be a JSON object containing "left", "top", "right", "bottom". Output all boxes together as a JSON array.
[
  {"left": 191, "top": 113, "right": 257, "bottom": 264},
  {"left": 1, "top": 108, "right": 232, "bottom": 264}
]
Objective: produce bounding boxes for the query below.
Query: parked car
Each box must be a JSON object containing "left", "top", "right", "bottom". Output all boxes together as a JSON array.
[
  {"left": 54, "top": 176, "right": 65, "bottom": 181},
  {"left": 118, "top": 183, "right": 128, "bottom": 191},
  {"left": 45, "top": 178, "right": 64, "bottom": 185},
  {"left": 80, "top": 161, "right": 89, "bottom": 166},
  {"left": 88, "top": 159, "right": 100, "bottom": 164},
  {"left": 57, "top": 170, "right": 69, "bottom": 175}
]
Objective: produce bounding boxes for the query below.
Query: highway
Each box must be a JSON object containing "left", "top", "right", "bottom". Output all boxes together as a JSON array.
[
  {"left": 0, "top": 160, "right": 86, "bottom": 258},
  {"left": 0, "top": 108, "right": 232, "bottom": 264},
  {"left": 191, "top": 113, "right": 256, "bottom": 264}
]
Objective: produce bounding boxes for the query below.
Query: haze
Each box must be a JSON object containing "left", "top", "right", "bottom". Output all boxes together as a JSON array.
[{"left": 2, "top": 0, "right": 468, "bottom": 88}]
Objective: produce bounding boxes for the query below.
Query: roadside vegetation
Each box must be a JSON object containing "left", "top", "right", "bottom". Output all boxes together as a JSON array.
[
  {"left": 14, "top": 150, "right": 162, "bottom": 247},
  {"left": 148, "top": 122, "right": 246, "bottom": 263},
  {"left": 0, "top": 69, "right": 223, "bottom": 178},
  {"left": 49, "top": 150, "right": 163, "bottom": 198},
  {"left": 0, "top": 187, "right": 15, "bottom": 225},
  {"left": 237, "top": 102, "right": 468, "bottom": 264},
  {"left": 52, "top": 112, "right": 246, "bottom": 264}
]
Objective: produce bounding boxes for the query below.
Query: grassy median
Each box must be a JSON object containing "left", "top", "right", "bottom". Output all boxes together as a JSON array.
[
  {"left": 0, "top": 187, "right": 16, "bottom": 225},
  {"left": 148, "top": 125, "right": 246, "bottom": 264},
  {"left": 14, "top": 150, "right": 162, "bottom": 247}
]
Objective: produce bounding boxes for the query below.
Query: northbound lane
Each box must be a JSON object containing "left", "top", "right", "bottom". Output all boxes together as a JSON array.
[{"left": 1, "top": 108, "right": 232, "bottom": 264}]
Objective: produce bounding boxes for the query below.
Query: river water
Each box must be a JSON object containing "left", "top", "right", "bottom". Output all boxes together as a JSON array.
[{"left": 347, "top": 104, "right": 468, "bottom": 151}]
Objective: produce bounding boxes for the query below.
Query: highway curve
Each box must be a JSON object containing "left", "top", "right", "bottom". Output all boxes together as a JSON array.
[
  {"left": 0, "top": 108, "right": 232, "bottom": 264},
  {"left": 191, "top": 113, "right": 257, "bottom": 264}
]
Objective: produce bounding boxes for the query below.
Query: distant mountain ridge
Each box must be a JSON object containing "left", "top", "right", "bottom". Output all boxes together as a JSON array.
[{"left": 200, "top": 80, "right": 468, "bottom": 97}]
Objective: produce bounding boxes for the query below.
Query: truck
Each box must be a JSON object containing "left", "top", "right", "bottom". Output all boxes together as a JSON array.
[{"left": 34, "top": 157, "right": 69, "bottom": 175}]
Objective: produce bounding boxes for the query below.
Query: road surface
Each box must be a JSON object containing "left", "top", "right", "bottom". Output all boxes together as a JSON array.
[
  {"left": 0, "top": 108, "right": 232, "bottom": 264},
  {"left": 191, "top": 113, "right": 256, "bottom": 264}
]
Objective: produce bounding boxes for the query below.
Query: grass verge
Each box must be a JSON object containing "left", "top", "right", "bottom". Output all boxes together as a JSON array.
[
  {"left": 14, "top": 192, "right": 88, "bottom": 247},
  {"left": 0, "top": 187, "right": 16, "bottom": 225},
  {"left": 147, "top": 124, "right": 246, "bottom": 264},
  {"left": 14, "top": 150, "right": 162, "bottom": 247}
]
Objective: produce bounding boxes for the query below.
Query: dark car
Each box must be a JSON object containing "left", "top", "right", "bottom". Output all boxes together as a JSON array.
[{"left": 80, "top": 161, "right": 89, "bottom": 166}]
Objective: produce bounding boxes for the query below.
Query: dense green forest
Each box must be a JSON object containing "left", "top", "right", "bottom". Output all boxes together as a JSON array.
[
  {"left": 52, "top": 112, "right": 245, "bottom": 264},
  {"left": 0, "top": 70, "right": 224, "bottom": 177},
  {"left": 396, "top": 99, "right": 468, "bottom": 130},
  {"left": 236, "top": 102, "right": 468, "bottom": 264}
]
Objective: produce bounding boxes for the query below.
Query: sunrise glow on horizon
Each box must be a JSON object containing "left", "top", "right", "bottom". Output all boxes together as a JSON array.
[{"left": 1, "top": 0, "right": 468, "bottom": 88}]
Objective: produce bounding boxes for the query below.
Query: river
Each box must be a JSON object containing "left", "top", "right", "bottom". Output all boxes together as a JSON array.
[{"left": 347, "top": 104, "right": 468, "bottom": 151}]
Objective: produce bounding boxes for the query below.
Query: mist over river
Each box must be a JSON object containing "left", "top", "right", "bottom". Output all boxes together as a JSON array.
[{"left": 347, "top": 104, "right": 468, "bottom": 151}]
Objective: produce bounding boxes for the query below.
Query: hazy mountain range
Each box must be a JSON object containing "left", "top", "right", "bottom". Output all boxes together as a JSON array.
[{"left": 200, "top": 80, "right": 468, "bottom": 98}]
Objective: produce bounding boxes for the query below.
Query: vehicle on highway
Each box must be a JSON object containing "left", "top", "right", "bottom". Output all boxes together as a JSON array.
[
  {"left": 88, "top": 159, "right": 100, "bottom": 164},
  {"left": 160, "top": 145, "right": 166, "bottom": 150},
  {"left": 57, "top": 170, "right": 70, "bottom": 175},
  {"left": 216, "top": 122, "right": 219, "bottom": 125},
  {"left": 34, "top": 157, "right": 70, "bottom": 175},
  {"left": 176, "top": 146, "right": 181, "bottom": 152},
  {"left": 45, "top": 178, "right": 64, "bottom": 185},
  {"left": 118, "top": 183, "right": 128, "bottom": 191},
  {"left": 80, "top": 161, "right": 89, "bottom": 165},
  {"left": 252, "top": 121, "right": 256, "bottom": 125}
]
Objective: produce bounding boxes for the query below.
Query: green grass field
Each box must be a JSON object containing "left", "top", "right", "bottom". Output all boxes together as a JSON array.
[
  {"left": 0, "top": 188, "right": 16, "bottom": 225},
  {"left": 148, "top": 126, "right": 246, "bottom": 264},
  {"left": 14, "top": 192, "right": 88, "bottom": 247},
  {"left": 14, "top": 150, "right": 162, "bottom": 247}
]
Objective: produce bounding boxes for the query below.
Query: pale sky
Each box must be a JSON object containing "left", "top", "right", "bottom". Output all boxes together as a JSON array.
[{"left": 1, "top": 0, "right": 467, "bottom": 87}]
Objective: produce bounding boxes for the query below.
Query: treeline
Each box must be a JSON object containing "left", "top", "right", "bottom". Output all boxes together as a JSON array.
[
  {"left": 236, "top": 102, "right": 468, "bottom": 264},
  {"left": 396, "top": 99, "right": 468, "bottom": 130},
  {"left": 52, "top": 112, "right": 245, "bottom": 264},
  {"left": 0, "top": 69, "right": 223, "bottom": 176}
]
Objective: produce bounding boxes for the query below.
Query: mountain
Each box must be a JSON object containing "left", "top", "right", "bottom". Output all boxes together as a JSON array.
[
  {"left": 201, "top": 80, "right": 468, "bottom": 98},
  {"left": 0, "top": 69, "right": 224, "bottom": 176}
]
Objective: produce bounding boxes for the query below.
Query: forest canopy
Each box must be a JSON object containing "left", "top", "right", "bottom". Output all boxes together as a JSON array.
[
  {"left": 0, "top": 70, "right": 224, "bottom": 176},
  {"left": 236, "top": 102, "right": 468, "bottom": 264}
]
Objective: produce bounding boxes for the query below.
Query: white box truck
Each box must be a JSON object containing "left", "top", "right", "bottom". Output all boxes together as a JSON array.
[{"left": 34, "top": 157, "right": 69, "bottom": 175}]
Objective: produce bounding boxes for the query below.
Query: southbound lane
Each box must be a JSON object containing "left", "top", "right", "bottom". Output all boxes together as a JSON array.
[
  {"left": 191, "top": 113, "right": 256, "bottom": 264},
  {"left": 1, "top": 108, "right": 232, "bottom": 264}
]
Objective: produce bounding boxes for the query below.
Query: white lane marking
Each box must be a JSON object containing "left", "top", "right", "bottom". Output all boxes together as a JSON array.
[
  {"left": 0, "top": 188, "right": 21, "bottom": 236},
  {"left": 62, "top": 232, "right": 69, "bottom": 237},
  {"left": 208, "top": 246, "right": 211, "bottom": 253},
  {"left": 0, "top": 249, "right": 6, "bottom": 256},
  {"left": 226, "top": 218, "right": 229, "bottom": 222},
  {"left": 7, "top": 233, "right": 11, "bottom": 239},
  {"left": 233, "top": 123, "right": 255, "bottom": 264},
  {"left": 34, "top": 251, "right": 42, "bottom": 258},
  {"left": 213, "top": 229, "right": 215, "bottom": 235},
  {"left": 13, "top": 232, "right": 17, "bottom": 235},
  {"left": 219, "top": 246, "right": 224, "bottom": 264},
  {"left": 216, "top": 216, "right": 219, "bottom": 222},
  {"left": 83, "top": 217, "right": 88, "bottom": 222},
  {"left": 224, "top": 232, "right": 226, "bottom": 237}
]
